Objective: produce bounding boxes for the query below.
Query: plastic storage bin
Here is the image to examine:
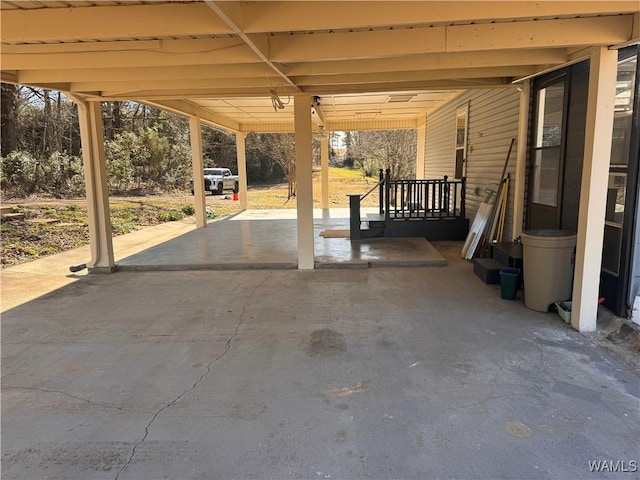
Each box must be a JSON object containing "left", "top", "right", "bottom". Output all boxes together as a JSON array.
[
  {"left": 521, "top": 230, "right": 576, "bottom": 312},
  {"left": 500, "top": 267, "right": 520, "bottom": 300}
]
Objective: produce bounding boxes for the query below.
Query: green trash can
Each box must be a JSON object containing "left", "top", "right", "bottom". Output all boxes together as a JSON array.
[{"left": 500, "top": 267, "right": 520, "bottom": 300}]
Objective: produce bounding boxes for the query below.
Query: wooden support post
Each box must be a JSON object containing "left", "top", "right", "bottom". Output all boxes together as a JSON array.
[
  {"left": 236, "top": 132, "right": 248, "bottom": 210},
  {"left": 73, "top": 97, "right": 116, "bottom": 273},
  {"left": 295, "top": 94, "right": 315, "bottom": 270},
  {"left": 512, "top": 79, "right": 531, "bottom": 240},
  {"left": 189, "top": 117, "right": 207, "bottom": 228},
  {"left": 321, "top": 130, "right": 329, "bottom": 210},
  {"left": 416, "top": 122, "right": 426, "bottom": 179},
  {"left": 572, "top": 46, "right": 618, "bottom": 332}
]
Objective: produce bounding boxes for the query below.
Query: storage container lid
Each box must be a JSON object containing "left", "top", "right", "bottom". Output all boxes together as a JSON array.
[{"left": 522, "top": 229, "right": 576, "bottom": 237}]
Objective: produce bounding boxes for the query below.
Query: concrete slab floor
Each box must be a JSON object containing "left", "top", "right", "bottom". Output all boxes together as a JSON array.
[
  {"left": 116, "top": 208, "right": 446, "bottom": 270},
  {"left": 2, "top": 244, "right": 639, "bottom": 479}
]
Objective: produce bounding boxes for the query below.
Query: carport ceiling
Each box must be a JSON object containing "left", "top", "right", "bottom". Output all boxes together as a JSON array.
[{"left": 1, "top": 1, "right": 638, "bottom": 133}]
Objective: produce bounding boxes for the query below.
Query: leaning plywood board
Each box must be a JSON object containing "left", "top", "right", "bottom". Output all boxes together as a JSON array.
[
  {"left": 487, "top": 178, "right": 508, "bottom": 244},
  {"left": 461, "top": 186, "right": 498, "bottom": 259}
]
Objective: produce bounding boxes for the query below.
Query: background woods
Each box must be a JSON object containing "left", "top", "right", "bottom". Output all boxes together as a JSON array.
[{"left": 1, "top": 85, "right": 418, "bottom": 199}]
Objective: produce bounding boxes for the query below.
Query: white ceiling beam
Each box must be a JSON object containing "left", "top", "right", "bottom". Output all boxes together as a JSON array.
[
  {"left": 100, "top": 88, "right": 278, "bottom": 100},
  {"left": 269, "top": 16, "right": 634, "bottom": 62},
  {"left": 3, "top": 1, "right": 636, "bottom": 44},
  {"left": 13, "top": 49, "right": 557, "bottom": 86},
  {"left": 70, "top": 77, "right": 274, "bottom": 94},
  {"left": 293, "top": 66, "right": 538, "bottom": 87},
  {"left": 239, "top": 123, "right": 295, "bottom": 134},
  {"left": 17, "top": 64, "right": 272, "bottom": 84},
  {"left": 611, "top": 12, "right": 640, "bottom": 49},
  {"left": 239, "top": 1, "right": 640, "bottom": 33},
  {"left": 283, "top": 48, "right": 569, "bottom": 76},
  {"left": 0, "top": 3, "right": 233, "bottom": 43},
  {"left": 270, "top": 28, "right": 446, "bottom": 62},
  {"left": 237, "top": 117, "right": 427, "bottom": 133},
  {"left": 60, "top": 66, "right": 539, "bottom": 94},
  {"left": 204, "top": 0, "right": 300, "bottom": 92},
  {"left": 142, "top": 100, "right": 241, "bottom": 133},
  {"left": 313, "top": 103, "right": 327, "bottom": 127},
  {"left": 1, "top": 38, "right": 259, "bottom": 70},
  {"left": 1, "top": 71, "right": 18, "bottom": 84},
  {"left": 447, "top": 16, "right": 634, "bottom": 52},
  {"left": 326, "top": 119, "right": 423, "bottom": 131},
  {"left": 301, "top": 79, "right": 509, "bottom": 95},
  {"left": 2, "top": 40, "right": 163, "bottom": 54},
  {"left": 94, "top": 78, "right": 504, "bottom": 99}
]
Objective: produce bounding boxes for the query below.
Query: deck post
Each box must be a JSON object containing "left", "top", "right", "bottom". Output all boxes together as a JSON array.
[
  {"left": 443, "top": 175, "right": 450, "bottom": 214},
  {"left": 461, "top": 177, "right": 466, "bottom": 219},
  {"left": 384, "top": 169, "right": 391, "bottom": 220},
  {"left": 378, "top": 169, "right": 384, "bottom": 215},
  {"left": 349, "top": 195, "right": 362, "bottom": 240}
]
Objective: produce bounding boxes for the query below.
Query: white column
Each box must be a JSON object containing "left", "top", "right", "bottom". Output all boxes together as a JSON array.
[
  {"left": 189, "top": 117, "right": 207, "bottom": 228},
  {"left": 236, "top": 132, "right": 248, "bottom": 210},
  {"left": 512, "top": 80, "right": 531, "bottom": 239},
  {"left": 415, "top": 122, "right": 426, "bottom": 179},
  {"left": 321, "top": 131, "right": 329, "bottom": 210},
  {"left": 572, "top": 46, "right": 618, "bottom": 332},
  {"left": 75, "top": 98, "right": 116, "bottom": 273},
  {"left": 294, "top": 94, "right": 315, "bottom": 270}
]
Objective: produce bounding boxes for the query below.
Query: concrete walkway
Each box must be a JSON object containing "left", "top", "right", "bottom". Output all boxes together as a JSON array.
[
  {"left": 0, "top": 218, "right": 196, "bottom": 312},
  {"left": 2, "top": 242, "right": 638, "bottom": 479}
]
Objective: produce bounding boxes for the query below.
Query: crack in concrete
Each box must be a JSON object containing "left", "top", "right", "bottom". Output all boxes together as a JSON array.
[
  {"left": 113, "top": 272, "right": 271, "bottom": 480},
  {"left": 2, "top": 386, "right": 153, "bottom": 414}
]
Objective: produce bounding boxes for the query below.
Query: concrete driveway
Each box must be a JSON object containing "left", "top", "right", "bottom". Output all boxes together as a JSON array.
[{"left": 2, "top": 244, "right": 638, "bottom": 479}]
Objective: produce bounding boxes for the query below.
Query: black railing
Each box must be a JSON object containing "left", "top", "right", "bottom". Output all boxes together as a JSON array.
[
  {"left": 384, "top": 171, "right": 466, "bottom": 221},
  {"left": 348, "top": 169, "right": 385, "bottom": 239},
  {"left": 349, "top": 169, "right": 466, "bottom": 239}
]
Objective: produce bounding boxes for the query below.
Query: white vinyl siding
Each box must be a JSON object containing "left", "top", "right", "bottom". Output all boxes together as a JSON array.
[{"left": 425, "top": 87, "right": 520, "bottom": 241}]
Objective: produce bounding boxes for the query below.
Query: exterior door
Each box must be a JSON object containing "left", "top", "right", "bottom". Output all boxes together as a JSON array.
[
  {"left": 600, "top": 47, "right": 639, "bottom": 317},
  {"left": 528, "top": 75, "right": 567, "bottom": 229}
]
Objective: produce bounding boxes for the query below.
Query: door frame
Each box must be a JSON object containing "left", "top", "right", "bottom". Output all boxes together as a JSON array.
[{"left": 526, "top": 71, "right": 570, "bottom": 230}]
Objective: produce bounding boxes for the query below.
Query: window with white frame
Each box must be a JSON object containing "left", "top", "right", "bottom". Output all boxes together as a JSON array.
[{"left": 455, "top": 105, "right": 468, "bottom": 179}]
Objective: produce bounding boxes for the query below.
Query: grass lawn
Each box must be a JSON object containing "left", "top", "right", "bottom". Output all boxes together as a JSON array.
[{"left": 1, "top": 167, "right": 378, "bottom": 267}]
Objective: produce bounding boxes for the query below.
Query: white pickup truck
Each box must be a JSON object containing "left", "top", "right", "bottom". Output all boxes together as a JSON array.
[{"left": 191, "top": 168, "right": 239, "bottom": 195}]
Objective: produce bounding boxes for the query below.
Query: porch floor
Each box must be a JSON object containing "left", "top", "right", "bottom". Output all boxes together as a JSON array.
[
  {"left": 117, "top": 208, "right": 446, "bottom": 270},
  {"left": 2, "top": 241, "right": 638, "bottom": 479}
]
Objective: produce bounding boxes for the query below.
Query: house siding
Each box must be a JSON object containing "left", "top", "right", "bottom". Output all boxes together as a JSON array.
[{"left": 425, "top": 87, "right": 520, "bottom": 241}]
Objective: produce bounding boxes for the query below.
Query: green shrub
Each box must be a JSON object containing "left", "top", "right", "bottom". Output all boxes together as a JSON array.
[
  {"left": 158, "top": 210, "right": 183, "bottom": 222},
  {"left": 181, "top": 204, "right": 195, "bottom": 216}
]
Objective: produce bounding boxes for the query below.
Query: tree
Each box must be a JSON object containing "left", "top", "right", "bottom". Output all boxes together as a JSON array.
[
  {"left": 0, "top": 83, "right": 18, "bottom": 156},
  {"left": 245, "top": 133, "right": 282, "bottom": 182},
  {"left": 250, "top": 133, "right": 297, "bottom": 198},
  {"left": 343, "top": 131, "right": 356, "bottom": 167},
  {"left": 202, "top": 126, "right": 237, "bottom": 170},
  {"left": 349, "top": 129, "right": 417, "bottom": 179}
]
